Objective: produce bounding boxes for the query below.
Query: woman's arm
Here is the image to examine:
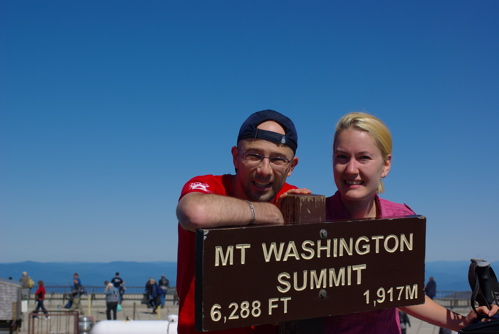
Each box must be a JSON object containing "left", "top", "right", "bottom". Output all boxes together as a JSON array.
[{"left": 401, "top": 295, "right": 499, "bottom": 331}]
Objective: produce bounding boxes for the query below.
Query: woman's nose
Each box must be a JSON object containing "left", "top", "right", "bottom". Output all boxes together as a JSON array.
[{"left": 345, "top": 158, "right": 358, "bottom": 174}]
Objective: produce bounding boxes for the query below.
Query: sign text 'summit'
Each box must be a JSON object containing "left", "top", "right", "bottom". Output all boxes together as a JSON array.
[{"left": 196, "top": 216, "right": 426, "bottom": 331}]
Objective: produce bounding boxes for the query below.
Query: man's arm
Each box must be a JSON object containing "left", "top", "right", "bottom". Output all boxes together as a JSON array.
[{"left": 177, "top": 192, "right": 285, "bottom": 232}]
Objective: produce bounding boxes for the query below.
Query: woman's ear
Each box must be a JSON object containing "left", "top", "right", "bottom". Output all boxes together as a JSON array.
[{"left": 381, "top": 154, "right": 392, "bottom": 178}]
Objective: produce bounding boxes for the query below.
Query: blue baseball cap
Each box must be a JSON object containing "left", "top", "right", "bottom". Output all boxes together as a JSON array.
[{"left": 237, "top": 109, "right": 298, "bottom": 154}]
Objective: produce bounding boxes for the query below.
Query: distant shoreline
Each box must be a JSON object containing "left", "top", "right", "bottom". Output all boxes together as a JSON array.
[
  {"left": 0, "top": 261, "right": 177, "bottom": 287},
  {"left": 2, "top": 260, "right": 498, "bottom": 291}
]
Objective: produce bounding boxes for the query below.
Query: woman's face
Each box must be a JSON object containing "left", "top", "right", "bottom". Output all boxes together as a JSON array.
[{"left": 333, "top": 128, "right": 391, "bottom": 206}]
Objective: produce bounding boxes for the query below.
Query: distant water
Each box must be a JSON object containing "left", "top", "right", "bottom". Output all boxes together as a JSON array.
[
  {"left": 2, "top": 260, "right": 498, "bottom": 291},
  {"left": 0, "top": 261, "right": 177, "bottom": 287}
]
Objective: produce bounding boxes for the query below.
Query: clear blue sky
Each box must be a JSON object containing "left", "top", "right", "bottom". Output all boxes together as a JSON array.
[{"left": 1, "top": 0, "right": 498, "bottom": 263}]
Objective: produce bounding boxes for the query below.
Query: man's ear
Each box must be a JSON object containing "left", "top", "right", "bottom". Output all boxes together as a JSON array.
[
  {"left": 231, "top": 146, "right": 239, "bottom": 171},
  {"left": 287, "top": 156, "right": 299, "bottom": 177}
]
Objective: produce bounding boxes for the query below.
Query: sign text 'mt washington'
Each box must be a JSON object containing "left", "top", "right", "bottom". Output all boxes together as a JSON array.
[{"left": 195, "top": 216, "right": 426, "bottom": 331}]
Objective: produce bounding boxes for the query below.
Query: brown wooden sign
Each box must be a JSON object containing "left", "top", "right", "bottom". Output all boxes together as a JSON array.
[{"left": 195, "top": 216, "right": 426, "bottom": 331}]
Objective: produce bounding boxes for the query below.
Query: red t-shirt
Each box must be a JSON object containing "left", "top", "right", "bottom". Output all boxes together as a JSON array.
[
  {"left": 176, "top": 174, "right": 297, "bottom": 334},
  {"left": 35, "top": 286, "right": 46, "bottom": 300}
]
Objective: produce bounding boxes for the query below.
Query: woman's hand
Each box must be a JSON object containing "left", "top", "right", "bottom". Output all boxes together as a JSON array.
[{"left": 463, "top": 304, "right": 499, "bottom": 326}]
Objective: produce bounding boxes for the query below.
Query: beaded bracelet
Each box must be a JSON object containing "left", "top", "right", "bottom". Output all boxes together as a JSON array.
[{"left": 245, "top": 200, "right": 256, "bottom": 225}]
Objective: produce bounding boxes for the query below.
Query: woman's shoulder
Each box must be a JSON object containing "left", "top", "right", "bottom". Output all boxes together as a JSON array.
[{"left": 377, "top": 196, "right": 416, "bottom": 217}]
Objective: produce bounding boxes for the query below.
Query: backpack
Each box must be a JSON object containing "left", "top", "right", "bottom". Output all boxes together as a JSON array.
[
  {"left": 108, "top": 288, "right": 119, "bottom": 303},
  {"left": 28, "top": 277, "right": 35, "bottom": 288},
  {"left": 159, "top": 277, "right": 169, "bottom": 288},
  {"left": 458, "top": 259, "right": 499, "bottom": 333},
  {"left": 459, "top": 320, "right": 499, "bottom": 333}
]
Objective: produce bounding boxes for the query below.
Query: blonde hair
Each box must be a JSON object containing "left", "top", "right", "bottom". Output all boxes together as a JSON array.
[{"left": 334, "top": 112, "right": 392, "bottom": 193}]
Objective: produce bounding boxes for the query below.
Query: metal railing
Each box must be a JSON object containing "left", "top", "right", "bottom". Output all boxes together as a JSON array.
[
  {"left": 27, "top": 310, "right": 79, "bottom": 334},
  {"left": 32, "top": 287, "right": 465, "bottom": 307},
  {"left": 433, "top": 290, "right": 472, "bottom": 308},
  {"left": 36, "top": 286, "right": 176, "bottom": 295},
  {"left": 31, "top": 286, "right": 178, "bottom": 306}
]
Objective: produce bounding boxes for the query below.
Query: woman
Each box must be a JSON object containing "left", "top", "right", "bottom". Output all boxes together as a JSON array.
[
  {"left": 104, "top": 281, "right": 120, "bottom": 320},
  {"left": 146, "top": 278, "right": 161, "bottom": 314},
  {"left": 324, "top": 112, "right": 498, "bottom": 333},
  {"left": 33, "top": 280, "right": 50, "bottom": 319}
]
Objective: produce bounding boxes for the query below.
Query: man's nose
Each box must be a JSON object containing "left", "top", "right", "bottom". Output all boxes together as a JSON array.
[{"left": 257, "top": 157, "right": 273, "bottom": 175}]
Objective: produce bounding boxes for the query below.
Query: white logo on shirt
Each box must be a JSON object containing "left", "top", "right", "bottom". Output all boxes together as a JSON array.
[{"left": 189, "top": 182, "right": 210, "bottom": 192}]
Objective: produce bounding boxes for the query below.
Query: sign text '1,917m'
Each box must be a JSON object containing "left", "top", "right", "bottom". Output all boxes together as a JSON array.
[{"left": 195, "top": 215, "right": 426, "bottom": 332}]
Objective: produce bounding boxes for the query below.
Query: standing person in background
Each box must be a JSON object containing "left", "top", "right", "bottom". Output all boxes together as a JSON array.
[
  {"left": 159, "top": 275, "right": 170, "bottom": 308},
  {"left": 399, "top": 310, "right": 410, "bottom": 334},
  {"left": 104, "top": 281, "right": 120, "bottom": 320},
  {"left": 73, "top": 273, "right": 81, "bottom": 285},
  {"left": 176, "top": 109, "right": 310, "bottom": 334},
  {"left": 143, "top": 277, "right": 153, "bottom": 308},
  {"left": 19, "top": 271, "right": 33, "bottom": 300},
  {"left": 425, "top": 277, "right": 437, "bottom": 299},
  {"left": 320, "top": 112, "right": 498, "bottom": 333},
  {"left": 111, "top": 272, "right": 125, "bottom": 304},
  {"left": 33, "top": 280, "right": 50, "bottom": 319},
  {"left": 145, "top": 278, "right": 161, "bottom": 314},
  {"left": 68, "top": 278, "right": 85, "bottom": 315}
]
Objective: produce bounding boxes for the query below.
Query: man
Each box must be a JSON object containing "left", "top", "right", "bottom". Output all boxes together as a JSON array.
[
  {"left": 176, "top": 109, "right": 310, "bottom": 334},
  {"left": 68, "top": 278, "right": 84, "bottom": 315},
  {"left": 73, "top": 273, "right": 81, "bottom": 285},
  {"left": 159, "top": 275, "right": 170, "bottom": 308},
  {"left": 425, "top": 276, "right": 437, "bottom": 299},
  {"left": 111, "top": 272, "right": 125, "bottom": 304}
]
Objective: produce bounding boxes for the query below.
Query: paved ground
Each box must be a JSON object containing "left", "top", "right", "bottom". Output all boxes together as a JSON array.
[
  {"left": 18, "top": 298, "right": 469, "bottom": 333},
  {"left": 405, "top": 306, "right": 472, "bottom": 334},
  {"left": 18, "top": 297, "right": 179, "bottom": 333}
]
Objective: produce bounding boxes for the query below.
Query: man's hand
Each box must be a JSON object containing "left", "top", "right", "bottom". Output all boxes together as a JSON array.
[{"left": 279, "top": 187, "right": 312, "bottom": 199}]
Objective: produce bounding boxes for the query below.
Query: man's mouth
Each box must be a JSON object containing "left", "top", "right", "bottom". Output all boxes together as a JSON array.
[{"left": 253, "top": 181, "right": 271, "bottom": 189}]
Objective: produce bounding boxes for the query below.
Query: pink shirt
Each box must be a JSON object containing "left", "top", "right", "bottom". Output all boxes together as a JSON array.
[{"left": 323, "top": 191, "right": 415, "bottom": 334}]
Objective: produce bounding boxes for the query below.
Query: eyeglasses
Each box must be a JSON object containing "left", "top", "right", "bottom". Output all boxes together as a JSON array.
[{"left": 238, "top": 150, "right": 292, "bottom": 168}]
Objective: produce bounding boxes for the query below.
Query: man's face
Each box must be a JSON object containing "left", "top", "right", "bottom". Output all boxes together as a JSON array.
[{"left": 232, "top": 121, "right": 298, "bottom": 202}]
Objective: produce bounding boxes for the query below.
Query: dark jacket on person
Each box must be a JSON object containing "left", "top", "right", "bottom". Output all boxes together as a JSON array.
[{"left": 425, "top": 280, "right": 437, "bottom": 298}]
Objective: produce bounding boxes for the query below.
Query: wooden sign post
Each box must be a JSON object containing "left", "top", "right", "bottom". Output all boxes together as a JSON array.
[{"left": 195, "top": 194, "right": 426, "bottom": 332}]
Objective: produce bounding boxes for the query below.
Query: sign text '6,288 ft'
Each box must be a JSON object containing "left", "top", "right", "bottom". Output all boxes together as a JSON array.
[
  {"left": 195, "top": 216, "right": 426, "bottom": 331},
  {"left": 210, "top": 297, "right": 292, "bottom": 324}
]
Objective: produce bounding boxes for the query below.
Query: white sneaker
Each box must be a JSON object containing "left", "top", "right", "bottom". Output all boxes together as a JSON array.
[{"left": 46, "top": 316, "right": 50, "bottom": 319}]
